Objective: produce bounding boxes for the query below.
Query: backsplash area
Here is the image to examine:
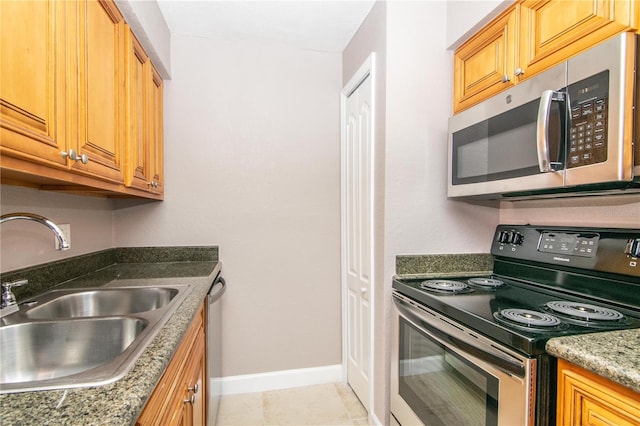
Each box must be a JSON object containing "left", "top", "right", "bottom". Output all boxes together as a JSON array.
[
  {"left": 0, "top": 246, "right": 218, "bottom": 301},
  {"left": 395, "top": 253, "right": 493, "bottom": 277}
]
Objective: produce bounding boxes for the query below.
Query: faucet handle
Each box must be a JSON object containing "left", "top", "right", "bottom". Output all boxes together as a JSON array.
[
  {"left": 1, "top": 279, "right": 28, "bottom": 309},
  {"left": 2, "top": 279, "right": 28, "bottom": 289}
]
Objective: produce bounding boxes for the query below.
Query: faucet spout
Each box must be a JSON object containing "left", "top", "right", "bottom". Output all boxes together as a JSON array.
[{"left": 0, "top": 212, "right": 70, "bottom": 250}]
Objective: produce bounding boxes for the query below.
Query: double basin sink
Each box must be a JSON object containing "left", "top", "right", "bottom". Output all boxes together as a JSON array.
[{"left": 0, "top": 285, "right": 192, "bottom": 394}]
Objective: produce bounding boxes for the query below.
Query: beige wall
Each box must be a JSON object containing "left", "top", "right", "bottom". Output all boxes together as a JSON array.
[
  {"left": 500, "top": 195, "right": 640, "bottom": 228},
  {"left": 112, "top": 34, "right": 343, "bottom": 377},
  {"left": 0, "top": 185, "right": 114, "bottom": 272}
]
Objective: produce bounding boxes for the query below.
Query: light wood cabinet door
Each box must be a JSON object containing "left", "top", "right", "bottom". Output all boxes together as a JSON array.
[
  {"left": 186, "top": 336, "right": 206, "bottom": 426},
  {"left": 557, "top": 359, "right": 640, "bottom": 426},
  {"left": 453, "top": 5, "right": 519, "bottom": 113},
  {"left": 137, "top": 304, "right": 206, "bottom": 426},
  {"left": 520, "top": 0, "right": 638, "bottom": 78},
  {"left": 124, "top": 27, "right": 164, "bottom": 197},
  {"left": 124, "top": 28, "right": 151, "bottom": 191},
  {"left": 0, "top": 0, "right": 67, "bottom": 167},
  {"left": 71, "top": 0, "right": 125, "bottom": 184},
  {"left": 172, "top": 328, "right": 206, "bottom": 426},
  {"left": 148, "top": 66, "right": 164, "bottom": 195}
]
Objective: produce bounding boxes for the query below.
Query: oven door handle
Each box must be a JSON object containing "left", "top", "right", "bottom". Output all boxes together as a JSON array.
[{"left": 394, "top": 294, "right": 526, "bottom": 378}]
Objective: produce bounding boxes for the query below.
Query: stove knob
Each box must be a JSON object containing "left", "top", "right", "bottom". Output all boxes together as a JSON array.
[
  {"left": 510, "top": 232, "right": 524, "bottom": 245},
  {"left": 498, "top": 231, "right": 510, "bottom": 244},
  {"left": 624, "top": 238, "right": 640, "bottom": 257}
]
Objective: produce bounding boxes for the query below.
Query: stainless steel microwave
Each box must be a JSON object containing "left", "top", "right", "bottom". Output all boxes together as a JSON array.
[{"left": 448, "top": 32, "right": 640, "bottom": 200}]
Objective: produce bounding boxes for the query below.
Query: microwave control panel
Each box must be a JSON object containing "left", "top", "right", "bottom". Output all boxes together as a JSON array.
[{"left": 567, "top": 70, "right": 609, "bottom": 168}]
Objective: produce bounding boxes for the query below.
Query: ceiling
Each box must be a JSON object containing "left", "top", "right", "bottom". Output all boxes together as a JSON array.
[{"left": 156, "top": 0, "right": 376, "bottom": 53}]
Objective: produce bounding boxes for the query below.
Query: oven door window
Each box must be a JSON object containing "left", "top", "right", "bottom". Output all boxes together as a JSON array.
[{"left": 398, "top": 317, "right": 499, "bottom": 426}]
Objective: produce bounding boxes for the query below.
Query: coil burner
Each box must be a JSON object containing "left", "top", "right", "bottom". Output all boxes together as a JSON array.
[
  {"left": 419, "top": 280, "right": 471, "bottom": 294},
  {"left": 468, "top": 278, "right": 505, "bottom": 288},
  {"left": 494, "top": 308, "right": 569, "bottom": 332},
  {"left": 544, "top": 301, "right": 627, "bottom": 327}
]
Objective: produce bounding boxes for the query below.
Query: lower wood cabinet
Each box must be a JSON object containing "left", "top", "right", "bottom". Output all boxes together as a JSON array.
[
  {"left": 557, "top": 359, "right": 640, "bottom": 426},
  {"left": 137, "top": 303, "right": 206, "bottom": 426}
]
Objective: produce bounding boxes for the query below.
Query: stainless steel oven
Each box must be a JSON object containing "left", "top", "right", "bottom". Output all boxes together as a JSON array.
[
  {"left": 391, "top": 225, "right": 640, "bottom": 426},
  {"left": 391, "top": 294, "right": 539, "bottom": 426}
]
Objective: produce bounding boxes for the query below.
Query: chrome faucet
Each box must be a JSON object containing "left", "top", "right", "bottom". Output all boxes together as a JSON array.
[
  {"left": 0, "top": 212, "right": 70, "bottom": 250},
  {"left": 0, "top": 212, "right": 70, "bottom": 316}
]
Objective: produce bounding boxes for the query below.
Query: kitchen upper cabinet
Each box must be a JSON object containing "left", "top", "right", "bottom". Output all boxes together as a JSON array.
[
  {"left": 557, "top": 359, "right": 640, "bottom": 425},
  {"left": 453, "top": 5, "right": 519, "bottom": 113},
  {"left": 0, "top": 0, "right": 67, "bottom": 168},
  {"left": 520, "top": 0, "right": 638, "bottom": 78},
  {"left": 71, "top": 0, "right": 125, "bottom": 184},
  {"left": 453, "top": 0, "right": 639, "bottom": 113},
  {"left": 0, "top": 0, "right": 163, "bottom": 199},
  {"left": 137, "top": 304, "right": 206, "bottom": 426}
]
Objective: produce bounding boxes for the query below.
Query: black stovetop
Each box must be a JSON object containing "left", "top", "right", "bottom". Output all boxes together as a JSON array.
[
  {"left": 392, "top": 225, "right": 640, "bottom": 356},
  {"left": 392, "top": 274, "right": 640, "bottom": 356}
]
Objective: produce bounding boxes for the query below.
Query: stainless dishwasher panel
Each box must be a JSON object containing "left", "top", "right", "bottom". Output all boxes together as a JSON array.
[{"left": 207, "top": 274, "right": 225, "bottom": 426}]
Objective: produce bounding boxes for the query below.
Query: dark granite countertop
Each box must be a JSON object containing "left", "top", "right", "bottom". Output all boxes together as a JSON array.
[
  {"left": 546, "top": 329, "right": 640, "bottom": 394},
  {"left": 0, "top": 248, "right": 220, "bottom": 425}
]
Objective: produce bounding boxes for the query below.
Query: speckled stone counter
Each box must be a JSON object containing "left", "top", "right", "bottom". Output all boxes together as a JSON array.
[
  {"left": 0, "top": 247, "right": 220, "bottom": 426},
  {"left": 546, "top": 329, "right": 640, "bottom": 394},
  {"left": 395, "top": 253, "right": 493, "bottom": 278}
]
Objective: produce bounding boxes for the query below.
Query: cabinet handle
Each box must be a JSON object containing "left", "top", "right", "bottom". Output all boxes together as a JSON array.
[
  {"left": 183, "top": 394, "right": 196, "bottom": 405},
  {"left": 148, "top": 181, "right": 159, "bottom": 188},
  {"left": 188, "top": 383, "right": 199, "bottom": 394},
  {"left": 514, "top": 68, "right": 524, "bottom": 76},
  {"left": 61, "top": 149, "right": 89, "bottom": 164},
  {"left": 501, "top": 75, "right": 511, "bottom": 83}
]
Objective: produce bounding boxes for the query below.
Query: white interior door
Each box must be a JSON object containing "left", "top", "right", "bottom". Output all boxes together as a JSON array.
[{"left": 343, "top": 68, "right": 373, "bottom": 413}]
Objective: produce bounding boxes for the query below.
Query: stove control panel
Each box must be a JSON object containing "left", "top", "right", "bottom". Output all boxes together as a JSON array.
[
  {"left": 491, "top": 225, "right": 640, "bottom": 277},
  {"left": 538, "top": 232, "right": 599, "bottom": 258}
]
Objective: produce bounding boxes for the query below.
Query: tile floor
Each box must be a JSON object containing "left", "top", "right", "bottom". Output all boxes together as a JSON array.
[{"left": 216, "top": 383, "right": 368, "bottom": 425}]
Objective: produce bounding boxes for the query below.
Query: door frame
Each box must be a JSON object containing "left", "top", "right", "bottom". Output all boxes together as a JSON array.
[{"left": 340, "top": 52, "right": 376, "bottom": 414}]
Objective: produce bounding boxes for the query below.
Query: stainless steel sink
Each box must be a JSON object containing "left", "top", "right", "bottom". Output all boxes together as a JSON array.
[
  {"left": 24, "top": 287, "right": 179, "bottom": 319},
  {"left": 1, "top": 318, "right": 146, "bottom": 384},
  {"left": 0, "top": 285, "right": 192, "bottom": 394}
]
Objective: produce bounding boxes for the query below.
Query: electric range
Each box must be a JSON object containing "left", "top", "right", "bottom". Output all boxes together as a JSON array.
[{"left": 391, "top": 224, "right": 640, "bottom": 426}]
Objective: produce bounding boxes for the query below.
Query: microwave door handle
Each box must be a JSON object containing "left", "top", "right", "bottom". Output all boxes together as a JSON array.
[{"left": 537, "top": 90, "right": 564, "bottom": 172}]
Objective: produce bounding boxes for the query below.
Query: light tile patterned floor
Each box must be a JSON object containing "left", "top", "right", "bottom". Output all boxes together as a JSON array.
[{"left": 216, "top": 383, "right": 368, "bottom": 425}]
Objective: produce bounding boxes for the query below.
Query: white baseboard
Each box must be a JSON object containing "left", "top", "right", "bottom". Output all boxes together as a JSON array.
[
  {"left": 217, "top": 364, "right": 343, "bottom": 396},
  {"left": 371, "top": 412, "right": 385, "bottom": 426}
]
